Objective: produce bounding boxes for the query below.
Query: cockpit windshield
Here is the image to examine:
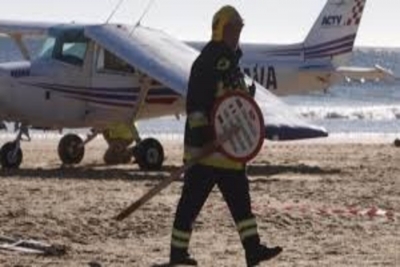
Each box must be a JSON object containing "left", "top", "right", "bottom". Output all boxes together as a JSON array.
[
  {"left": 39, "top": 37, "right": 56, "bottom": 59},
  {"left": 37, "top": 27, "right": 88, "bottom": 66}
]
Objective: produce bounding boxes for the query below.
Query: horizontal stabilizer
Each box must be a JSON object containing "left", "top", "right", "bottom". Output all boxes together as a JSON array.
[{"left": 336, "top": 65, "right": 394, "bottom": 82}]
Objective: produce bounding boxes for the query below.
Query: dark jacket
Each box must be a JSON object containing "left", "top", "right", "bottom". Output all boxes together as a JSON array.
[{"left": 184, "top": 41, "right": 251, "bottom": 169}]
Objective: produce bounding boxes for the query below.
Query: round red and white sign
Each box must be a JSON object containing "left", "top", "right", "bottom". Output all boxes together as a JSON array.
[{"left": 212, "top": 91, "right": 264, "bottom": 163}]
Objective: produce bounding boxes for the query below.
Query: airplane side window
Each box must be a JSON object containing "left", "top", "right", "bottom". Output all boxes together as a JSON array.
[
  {"left": 97, "top": 48, "right": 135, "bottom": 74},
  {"left": 52, "top": 39, "right": 88, "bottom": 67},
  {"left": 58, "top": 42, "right": 88, "bottom": 66}
]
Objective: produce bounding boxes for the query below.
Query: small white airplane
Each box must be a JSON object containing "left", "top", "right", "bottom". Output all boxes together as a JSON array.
[{"left": 0, "top": 0, "right": 391, "bottom": 170}]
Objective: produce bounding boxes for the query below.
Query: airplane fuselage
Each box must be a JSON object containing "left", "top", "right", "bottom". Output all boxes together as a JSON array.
[
  {"left": 0, "top": 56, "right": 184, "bottom": 130},
  {"left": 188, "top": 41, "right": 340, "bottom": 96}
]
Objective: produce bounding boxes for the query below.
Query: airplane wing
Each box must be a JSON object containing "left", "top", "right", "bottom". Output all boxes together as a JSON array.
[
  {"left": 85, "top": 24, "right": 196, "bottom": 97},
  {"left": 0, "top": 20, "right": 57, "bottom": 36},
  {"left": 249, "top": 78, "right": 328, "bottom": 140},
  {"left": 86, "top": 24, "right": 327, "bottom": 140}
]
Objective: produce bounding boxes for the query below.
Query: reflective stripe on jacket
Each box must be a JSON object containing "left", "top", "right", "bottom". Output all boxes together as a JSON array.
[{"left": 184, "top": 146, "right": 244, "bottom": 170}]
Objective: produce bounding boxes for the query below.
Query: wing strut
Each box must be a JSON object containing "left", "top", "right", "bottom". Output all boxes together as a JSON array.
[
  {"left": 11, "top": 34, "right": 30, "bottom": 60},
  {"left": 128, "top": 72, "right": 152, "bottom": 139}
]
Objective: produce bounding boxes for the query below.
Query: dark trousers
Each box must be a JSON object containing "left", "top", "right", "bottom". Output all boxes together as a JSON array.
[{"left": 171, "top": 164, "right": 260, "bottom": 253}]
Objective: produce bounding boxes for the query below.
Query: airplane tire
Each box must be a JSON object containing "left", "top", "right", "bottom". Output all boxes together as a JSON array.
[
  {"left": 58, "top": 134, "right": 85, "bottom": 165},
  {"left": 0, "top": 142, "right": 23, "bottom": 169},
  {"left": 133, "top": 138, "right": 164, "bottom": 171}
]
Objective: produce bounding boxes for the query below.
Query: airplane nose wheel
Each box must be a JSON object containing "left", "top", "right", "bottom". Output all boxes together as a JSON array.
[
  {"left": 58, "top": 134, "right": 85, "bottom": 165},
  {"left": 133, "top": 138, "right": 164, "bottom": 170},
  {"left": 0, "top": 142, "right": 23, "bottom": 169}
]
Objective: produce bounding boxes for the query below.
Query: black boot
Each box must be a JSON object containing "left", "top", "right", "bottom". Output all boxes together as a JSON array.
[
  {"left": 169, "top": 249, "right": 198, "bottom": 266},
  {"left": 245, "top": 244, "right": 282, "bottom": 266}
]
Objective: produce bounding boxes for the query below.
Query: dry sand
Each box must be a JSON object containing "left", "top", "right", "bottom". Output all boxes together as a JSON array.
[{"left": 0, "top": 137, "right": 399, "bottom": 266}]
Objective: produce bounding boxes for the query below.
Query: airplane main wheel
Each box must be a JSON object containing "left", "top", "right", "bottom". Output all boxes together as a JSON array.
[
  {"left": 58, "top": 134, "right": 84, "bottom": 165},
  {"left": 133, "top": 138, "right": 164, "bottom": 171},
  {"left": 0, "top": 142, "right": 23, "bottom": 169}
]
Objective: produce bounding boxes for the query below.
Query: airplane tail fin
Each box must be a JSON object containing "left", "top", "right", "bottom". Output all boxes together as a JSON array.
[{"left": 303, "top": 0, "right": 367, "bottom": 62}]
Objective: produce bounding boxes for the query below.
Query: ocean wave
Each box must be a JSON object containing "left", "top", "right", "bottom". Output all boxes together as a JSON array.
[{"left": 297, "top": 105, "right": 400, "bottom": 120}]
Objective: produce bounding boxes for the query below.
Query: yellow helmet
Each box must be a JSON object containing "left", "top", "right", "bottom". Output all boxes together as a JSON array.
[{"left": 212, "top": 5, "right": 243, "bottom": 41}]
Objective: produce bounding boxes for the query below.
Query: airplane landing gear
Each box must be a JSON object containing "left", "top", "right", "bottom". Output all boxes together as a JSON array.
[
  {"left": 133, "top": 138, "right": 164, "bottom": 171},
  {"left": 0, "top": 142, "right": 23, "bottom": 169},
  {"left": 58, "top": 134, "right": 85, "bottom": 165},
  {"left": 103, "top": 141, "right": 132, "bottom": 165},
  {"left": 0, "top": 123, "right": 29, "bottom": 169}
]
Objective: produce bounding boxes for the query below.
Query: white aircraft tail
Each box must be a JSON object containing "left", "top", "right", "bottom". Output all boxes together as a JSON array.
[{"left": 303, "top": 0, "right": 367, "bottom": 61}]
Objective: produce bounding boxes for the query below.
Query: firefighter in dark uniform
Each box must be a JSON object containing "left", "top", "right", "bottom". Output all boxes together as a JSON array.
[{"left": 169, "top": 6, "right": 282, "bottom": 266}]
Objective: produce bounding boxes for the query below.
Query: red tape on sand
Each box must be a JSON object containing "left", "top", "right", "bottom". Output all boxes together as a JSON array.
[{"left": 206, "top": 202, "right": 396, "bottom": 222}]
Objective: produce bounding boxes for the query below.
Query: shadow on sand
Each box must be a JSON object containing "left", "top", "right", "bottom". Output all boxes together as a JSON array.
[
  {"left": 0, "top": 164, "right": 178, "bottom": 181},
  {"left": 0, "top": 162, "right": 341, "bottom": 182},
  {"left": 248, "top": 163, "right": 341, "bottom": 177}
]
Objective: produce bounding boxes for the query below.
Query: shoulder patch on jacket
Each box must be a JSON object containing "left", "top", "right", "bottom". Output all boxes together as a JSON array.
[{"left": 216, "top": 57, "right": 231, "bottom": 71}]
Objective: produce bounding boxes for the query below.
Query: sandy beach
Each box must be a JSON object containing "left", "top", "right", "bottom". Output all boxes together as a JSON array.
[{"left": 0, "top": 137, "right": 399, "bottom": 266}]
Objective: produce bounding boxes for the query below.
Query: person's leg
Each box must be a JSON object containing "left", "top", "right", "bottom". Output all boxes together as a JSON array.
[
  {"left": 170, "top": 164, "right": 215, "bottom": 265},
  {"left": 216, "top": 168, "right": 259, "bottom": 247},
  {"left": 217, "top": 168, "right": 282, "bottom": 266}
]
